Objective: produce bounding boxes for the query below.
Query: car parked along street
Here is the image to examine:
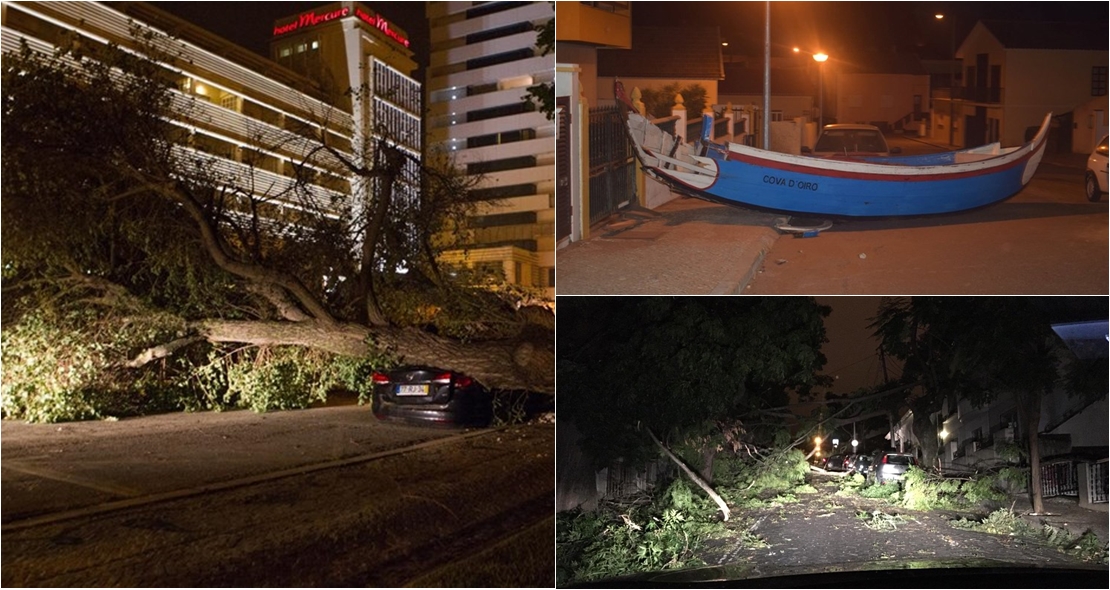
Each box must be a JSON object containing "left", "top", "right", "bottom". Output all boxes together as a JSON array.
[
  {"left": 868, "top": 451, "right": 918, "bottom": 485},
  {"left": 371, "top": 366, "right": 493, "bottom": 427},
  {"left": 1085, "top": 134, "right": 1108, "bottom": 202},
  {"left": 803, "top": 124, "right": 902, "bottom": 158}
]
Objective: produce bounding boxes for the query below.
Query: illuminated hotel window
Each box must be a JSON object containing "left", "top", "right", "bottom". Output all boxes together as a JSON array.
[
  {"left": 279, "top": 46, "right": 291, "bottom": 58},
  {"left": 311, "top": 40, "right": 320, "bottom": 50},
  {"left": 296, "top": 43, "right": 307, "bottom": 53},
  {"left": 220, "top": 94, "right": 240, "bottom": 111}
]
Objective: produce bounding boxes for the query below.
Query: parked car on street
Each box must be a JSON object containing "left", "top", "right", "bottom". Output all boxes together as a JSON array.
[
  {"left": 1085, "top": 134, "right": 1108, "bottom": 202},
  {"left": 371, "top": 366, "right": 493, "bottom": 427},
  {"left": 848, "top": 454, "right": 873, "bottom": 476},
  {"left": 822, "top": 454, "right": 849, "bottom": 472},
  {"left": 803, "top": 124, "right": 902, "bottom": 158},
  {"left": 868, "top": 452, "right": 918, "bottom": 484}
]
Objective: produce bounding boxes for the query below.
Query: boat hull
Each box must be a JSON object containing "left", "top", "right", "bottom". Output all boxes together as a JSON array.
[
  {"left": 618, "top": 80, "right": 1051, "bottom": 218},
  {"left": 691, "top": 140, "right": 1046, "bottom": 217}
]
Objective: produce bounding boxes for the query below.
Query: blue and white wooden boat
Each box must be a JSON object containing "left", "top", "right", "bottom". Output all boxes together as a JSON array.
[{"left": 616, "top": 82, "right": 1051, "bottom": 217}]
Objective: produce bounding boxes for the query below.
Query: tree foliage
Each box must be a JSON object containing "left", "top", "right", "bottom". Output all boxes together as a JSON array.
[
  {"left": 558, "top": 297, "right": 831, "bottom": 468},
  {"left": 2, "top": 28, "right": 553, "bottom": 421},
  {"left": 640, "top": 83, "right": 709, "bottom": 120},
  {"left": 524, "top": 4, "right": 556, "bottom": 120}
]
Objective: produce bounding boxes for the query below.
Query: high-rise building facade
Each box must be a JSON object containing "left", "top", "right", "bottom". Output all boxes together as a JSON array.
[
  {"left": 2, "top": 1, "right": 356, "bottom": 227},
  {"left": 426, "top": 2, "right": 556, "bottom": 299},
  {"left": 270, "top": 2, "right": 423, "bottom": 227}
]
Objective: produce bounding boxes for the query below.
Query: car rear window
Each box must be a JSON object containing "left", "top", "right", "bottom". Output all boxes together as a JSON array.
[
  {"left": 815, "top": 129, "right": 887, "bottom": 153},
  {"left": 885, "top": 454, "right": 915, "bottom": 465}
]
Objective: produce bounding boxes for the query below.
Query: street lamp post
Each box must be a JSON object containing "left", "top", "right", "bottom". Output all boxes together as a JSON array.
[
  {"left": 936, "top": 13, "right": 956, "bottom": 146},
  {"left": 813, "top": 52, "right": 828, "bottom": 129}
]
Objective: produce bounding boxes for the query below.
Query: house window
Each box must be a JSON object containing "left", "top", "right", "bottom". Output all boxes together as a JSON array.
[
  {"left": 1093, "top": 66, "right": 1107, "bottom": 96},
  {"left": 770, "top": 110, "right": 783, "bottom": 122}
]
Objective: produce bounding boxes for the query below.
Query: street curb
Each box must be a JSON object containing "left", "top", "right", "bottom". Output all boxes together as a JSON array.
[{"left": 729, "top": 229, "right": 781, "bottom": 294}]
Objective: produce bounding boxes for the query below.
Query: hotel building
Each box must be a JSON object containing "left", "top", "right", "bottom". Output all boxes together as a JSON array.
[
  {"left": 2, "top": 1, "right": 357, "bottom": 225},
  {"left": 426, "top": 1, "right": 556, "bottom": 299},
  {"left": 268, "top": 2, "right": 423, "bottom": 237}
]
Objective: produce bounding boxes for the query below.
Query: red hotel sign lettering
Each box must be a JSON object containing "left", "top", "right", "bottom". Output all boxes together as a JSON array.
[
  {"left": 355, "top": 8, "right": 410, "bottom": 48},
  {"left": 272, "top": 6, "right": 410, "bottom": 49}
]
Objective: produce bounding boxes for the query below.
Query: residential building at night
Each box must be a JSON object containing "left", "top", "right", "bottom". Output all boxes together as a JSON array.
[
  {"left": 931, "top": 20, "right": 1108, "bottom": 150},
  {"left": 554, "top": 1, "right": 632, "bottom": 247},
  {"left": 2, "top": 1, "right": 355, "bottom": 226},
  {"left": 426, "top": 1, "right": 556, "bottom": 299}
]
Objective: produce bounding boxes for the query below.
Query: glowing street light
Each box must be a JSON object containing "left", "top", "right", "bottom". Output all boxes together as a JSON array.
[
  {"left": 940, "top": 428, "right": 950, "bottom": 440},
  {"left": 813, "top": 52, "right": 829, "bottom": 129}
]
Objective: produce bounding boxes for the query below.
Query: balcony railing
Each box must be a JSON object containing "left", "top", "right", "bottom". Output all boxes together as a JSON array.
[{"left": 952, "top": 86, "right": 1003, "bottom": 104}]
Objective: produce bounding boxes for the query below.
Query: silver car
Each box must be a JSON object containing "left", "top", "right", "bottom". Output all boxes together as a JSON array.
[
  {"left": 1085, "top": 134, "right": 1108, "bottom": 202},
  {"left": 869, "top": 452, "right": 918, "bottom": 485}
]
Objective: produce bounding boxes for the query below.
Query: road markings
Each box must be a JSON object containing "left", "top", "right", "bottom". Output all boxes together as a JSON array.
[
  {"left": 2, "top": 461, "right": 142, "bottom": 497},
  {"left": 1, "top": 427, "right": 501, "bottom": 533}
]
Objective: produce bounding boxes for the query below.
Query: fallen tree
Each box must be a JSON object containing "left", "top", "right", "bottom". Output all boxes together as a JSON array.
[{"left": 2, "top": 26, "right": 552, "bottom": 420}]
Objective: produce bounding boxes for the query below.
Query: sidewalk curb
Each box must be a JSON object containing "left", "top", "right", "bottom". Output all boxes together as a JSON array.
[{"left": 727, "top": 229, "right": 780, "bottom": 294}]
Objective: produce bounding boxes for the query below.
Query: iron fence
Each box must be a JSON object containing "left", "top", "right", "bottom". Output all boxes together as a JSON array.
[
  {"left": 1041, "top": 460, "right": 1079, "bottom": 498},
  {"left": 588, "top": 106, "right": 635, "bottom": 224},
  {"left": 1089, "top": 459, "right": 1108, "bottom": 503}
]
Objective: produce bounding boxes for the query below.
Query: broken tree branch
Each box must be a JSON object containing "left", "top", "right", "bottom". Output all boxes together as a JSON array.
[{"left": 646, "top": 427, "right": 731, "bottom": 522}]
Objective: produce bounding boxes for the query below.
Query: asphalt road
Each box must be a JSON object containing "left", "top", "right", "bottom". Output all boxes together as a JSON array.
[
  {"left": 698, "top": 473, "right": 1104, "bottom": 576},
  {"left": 1, "top": 407, "right": 555, "bottom": 586},
  {"left": 746, "top": 138, "right": 1108, "bottom": 295}
]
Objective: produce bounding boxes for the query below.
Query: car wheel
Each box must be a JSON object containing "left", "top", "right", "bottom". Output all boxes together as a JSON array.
[{"left": 1086, "top": 172, "right": 1101, "bottom": 202}]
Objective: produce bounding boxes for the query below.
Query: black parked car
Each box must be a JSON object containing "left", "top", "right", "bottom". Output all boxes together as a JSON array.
[
  {"left": 822, "top": 454, "right": 848, "bottom": 472},
  {"left": 371, "top": 366, "right": 493, "bottom": 427},
  {"left": 848, "top": 454, "right": 873, "bottom": 476}
]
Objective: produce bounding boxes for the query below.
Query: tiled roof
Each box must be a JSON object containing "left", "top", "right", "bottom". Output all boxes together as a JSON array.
[
  {"left": 720, "top": 65, "right": 814, "bottom": 96},
  {"left": 979, "top": 20, "right": 1108, "bottom": 51},
  {"left": 598, "top": 26, "right": 723, "bottom": 79}
]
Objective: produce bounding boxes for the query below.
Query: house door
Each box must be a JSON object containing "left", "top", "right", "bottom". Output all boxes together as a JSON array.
[{"left": 965, "top": 106, "right": 987, "bottom": 147}]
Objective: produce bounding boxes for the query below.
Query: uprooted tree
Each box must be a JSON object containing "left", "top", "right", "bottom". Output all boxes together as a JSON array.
[
  {"left": 558, "top": 297, "right": 832, "bottom": 519},
  {"left": 1, "top": 31, "right": 552, "bottom": 421}
]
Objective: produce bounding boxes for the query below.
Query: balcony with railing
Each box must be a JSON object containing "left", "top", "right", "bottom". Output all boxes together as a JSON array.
[{"left": 950, "top": 86, "right": 1004, "bottom": 104}]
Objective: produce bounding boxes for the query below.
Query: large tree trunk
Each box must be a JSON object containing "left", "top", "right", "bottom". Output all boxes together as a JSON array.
[
  {"left": 647, "top": 428, "right": 730, "bottom": 521},
  {"left": 184, "top": 319, "right": 554, "bottom": 394},
  {"left": 1017, "top": 390, "right": 1045, "bottom": 514},
  {"left": 910, "top": 412, "right": 939, "bottom": 469}
]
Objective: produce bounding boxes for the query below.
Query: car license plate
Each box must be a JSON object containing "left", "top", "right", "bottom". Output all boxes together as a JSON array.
[{"left": 396, "top": 384, "right": 428, "bottom": 396}]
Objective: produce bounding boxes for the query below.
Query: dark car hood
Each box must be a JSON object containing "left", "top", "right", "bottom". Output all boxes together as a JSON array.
[{"left": 571, "top": 557, "right": 1108, "bottom": 588}]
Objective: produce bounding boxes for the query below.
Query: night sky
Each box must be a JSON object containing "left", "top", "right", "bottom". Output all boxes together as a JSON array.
[
  {"left": 150, "top": 2, "right": 430, "bottom": 76},
  {"left": 814, "top": 296, "right": 886, "bottom": 396},
  {"left": 631, "top": 1, "right": 1108, "bottom": 59}
]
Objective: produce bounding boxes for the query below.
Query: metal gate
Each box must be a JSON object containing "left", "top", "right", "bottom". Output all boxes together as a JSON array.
[
  {"left": 556, "top": 96, "right": 572, "bottom": 242},
  {"left": 1089, "top": 459, "right": 1108, "bottom": 503},
  {"left": 588, "top": 106, "right": 635, "bottom": 224},
  {"left": 1041, "top": 461, "right": 1079, "bottom": 498}
]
